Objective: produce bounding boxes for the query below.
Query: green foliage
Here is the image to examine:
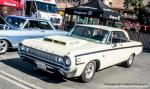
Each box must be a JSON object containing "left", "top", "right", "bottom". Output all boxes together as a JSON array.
[{"left": 123, "top": 0, "right": 144, "bottom": 9}]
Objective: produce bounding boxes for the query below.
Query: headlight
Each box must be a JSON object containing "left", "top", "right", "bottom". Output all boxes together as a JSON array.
[
  {"left": 19, "top": 44, "right": 29, "bottom": 52},
  {"left": 21, "top": 45, "right": 25, "bottom": 51},
  {"left": 57, "top": 56, "right": 71, "bottom": 66},
  {"left": 65, "top": 58, "right": 71, "bottom": 65},
  {"left": 57, "top": 57, "right": 63, "bottom": 63},
  {"left": 26, "top": 47, "right": 29, "bottom": 52},
  {"left": 64, "top": 56, "right": 71, "bottom": 66}
]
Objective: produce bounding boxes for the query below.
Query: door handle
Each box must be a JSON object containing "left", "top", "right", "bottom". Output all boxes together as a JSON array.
[{"left": 111, "top": 44, "right": 117, "bottom": 47}]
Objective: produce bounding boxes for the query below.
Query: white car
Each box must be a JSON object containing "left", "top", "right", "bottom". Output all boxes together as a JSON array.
[{"left": 18, "top": 24, "right": 143, "bottom": 82}]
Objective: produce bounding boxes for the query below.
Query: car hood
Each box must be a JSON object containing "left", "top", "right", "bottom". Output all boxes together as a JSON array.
[{"left": 22, "top": 35, "right": 105, "bottom": 56}]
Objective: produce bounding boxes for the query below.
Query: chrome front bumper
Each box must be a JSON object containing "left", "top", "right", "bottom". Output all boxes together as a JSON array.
[{"left": 19, "top": 52, "right": 77, "bottom": 78}]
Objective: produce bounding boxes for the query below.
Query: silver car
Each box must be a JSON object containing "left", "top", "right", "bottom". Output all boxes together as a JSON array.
[{"left": 0, "top": 15, "right": 67, "bottom": 54}]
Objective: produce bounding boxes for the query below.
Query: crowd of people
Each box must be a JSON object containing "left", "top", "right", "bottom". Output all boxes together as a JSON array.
[{"left": 121, "top": 20, "right": 150, "bottom": 33}]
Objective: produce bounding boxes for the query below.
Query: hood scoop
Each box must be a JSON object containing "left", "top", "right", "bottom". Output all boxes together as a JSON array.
[
  {"left": 43, "top": 38, "right": 66, "bottom": 45},
  {"left": 43, "top": 35, "right": 87, "bottom": 49}
]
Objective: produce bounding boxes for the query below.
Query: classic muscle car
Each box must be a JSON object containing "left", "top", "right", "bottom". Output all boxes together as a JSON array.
[
  {"left": 0, "top": 15, "right": 67, "bottom": 54},
  {"left": 18, "top": 24, "right": 143, "bottom": 82}
]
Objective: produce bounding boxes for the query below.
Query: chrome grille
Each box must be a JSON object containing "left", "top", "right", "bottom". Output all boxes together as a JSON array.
[{"left": 23, "top": 47, "right": 58, "bottom": 63}]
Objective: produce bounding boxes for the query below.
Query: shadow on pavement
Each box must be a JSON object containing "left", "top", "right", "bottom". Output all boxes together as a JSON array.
[
  {"left": 0, "top": 58, "right": 76, "bottom": 84},
  {"left": 7, "top": 48, "right": 18, "bottom": 52}
]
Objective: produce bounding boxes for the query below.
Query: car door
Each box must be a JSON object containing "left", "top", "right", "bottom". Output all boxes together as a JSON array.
[
  {"left": 35, "top": 20, "right": 56, "bottom": 36},
  {"left": 109, "top": 31, "right": 132, "bottom": 65},
  {"left": 10, "top": 20, "right": 45, "bottom": 46},
  {"left": 22, "top": 20, "right": 45, "bottom": 38},
  {"left": 100, "top": 31, "right": 133, "bottom": 68}
]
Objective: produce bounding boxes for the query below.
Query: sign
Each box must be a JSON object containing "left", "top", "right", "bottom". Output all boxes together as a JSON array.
[{"left": 0, "top": 0, "right": 23, "bottom": 9}]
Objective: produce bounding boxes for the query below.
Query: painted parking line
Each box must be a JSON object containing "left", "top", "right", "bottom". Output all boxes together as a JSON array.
[{"left": 0, "top": 70, "right": 42, "bottom": 89}]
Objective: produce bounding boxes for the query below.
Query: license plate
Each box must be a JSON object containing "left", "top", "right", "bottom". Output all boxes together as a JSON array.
[{"left": 36, "top": 61, "right": 46, "bottom": 70}]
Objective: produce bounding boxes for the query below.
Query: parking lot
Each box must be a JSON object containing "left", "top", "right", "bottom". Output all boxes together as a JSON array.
[{"left": 0, "top": 50, "right": 150, "bottom": 89}]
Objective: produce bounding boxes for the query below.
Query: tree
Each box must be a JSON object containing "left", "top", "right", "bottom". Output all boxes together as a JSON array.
[
  {"left": 124, "top": 0, "right": 144, "bottom": 15},
  {"left": 123, "top": 0, "right": 145, "bottom": 23},
  {"left": 145, "top": 2, "right": 150, "bottom": 14}
]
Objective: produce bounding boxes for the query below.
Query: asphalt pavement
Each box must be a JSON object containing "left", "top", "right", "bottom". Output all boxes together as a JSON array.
[{"left": 0, "top": 50, "right": 150, "bottom": 89}]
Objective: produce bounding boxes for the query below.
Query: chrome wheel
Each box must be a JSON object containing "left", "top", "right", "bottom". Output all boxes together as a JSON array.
[
  {"left": 128, "top": 55, "right": 134, "bottom": 65},
  {"left": 85, "top": 62, "right": 95, "bottom": 79},
  {"left": 122, "top": 54, "right": 134, "bottom": 68},
  {"left": 79, "top": 61, "right": 96, "bottom": 83},
  {"left": 0, "top": 40, "right": 9, "bottom": 54}
]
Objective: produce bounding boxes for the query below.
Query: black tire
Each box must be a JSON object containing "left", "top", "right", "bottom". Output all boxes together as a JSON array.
[
  {"left": 122, "top": 54, "right": 135, "bottom": 68},
  {"left": 78, "top": 61, "right": 96, "bottom": 83},
  {"left": 0, "top": 39, "right": 9, "bottom": 54}
]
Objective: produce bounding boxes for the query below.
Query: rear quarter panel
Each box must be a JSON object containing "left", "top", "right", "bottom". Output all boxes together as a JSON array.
[{"left": 130, "top": 41, "right": 143, "bottom": 55}]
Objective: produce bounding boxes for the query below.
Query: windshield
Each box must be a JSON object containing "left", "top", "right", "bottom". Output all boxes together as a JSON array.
[
  {"left": 36, "top": 1, "right": 57, "bottom": 13},
  {"left": 6, "top": 17, "right": 26, "bottom": 28},
  {"left": 69, "top": 26, "right": 110, "bottom": 44}
]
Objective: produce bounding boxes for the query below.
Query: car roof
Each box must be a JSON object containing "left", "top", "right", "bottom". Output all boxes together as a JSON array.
[
  {"left": 6, "top": 15, "right": 48, "bottom": 21},
  {"left": 76, "top": 24, "right": 123, "bottom": 32},
  {"left": 6, "top": 15, "right": 29, "bottom": 20}
]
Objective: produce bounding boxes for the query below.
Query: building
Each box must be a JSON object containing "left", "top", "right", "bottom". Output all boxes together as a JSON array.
[{"left": 103, "top": 0, "right": 113, "bottom": 7}]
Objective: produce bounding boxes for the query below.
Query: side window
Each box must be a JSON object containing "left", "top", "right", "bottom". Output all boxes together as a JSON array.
[
  {"left": 24, "top": 20, "right": 53, "bottom": 30},
  {"left": 7, "top": 17, "right": 18, "bottom": 27},
  {"left": 38, "top": 21, "right": 52, "bottom": 30},
  {"left": 110, "top": 31, "right": 129, "bottom": 44},
  {"left": 24, "top": 20, "right": 39, "bottom": 29}
]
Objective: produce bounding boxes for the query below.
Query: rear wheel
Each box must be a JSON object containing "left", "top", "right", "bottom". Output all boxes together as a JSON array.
[
  {"left": 78, "top": 61, "right": 96, "bottom": 83},
  {"left": 122, "top": 54, "right": 134, "bottom": 68},
  {"left": 0, "top": 39, "right": 9, "bottom": 54}
]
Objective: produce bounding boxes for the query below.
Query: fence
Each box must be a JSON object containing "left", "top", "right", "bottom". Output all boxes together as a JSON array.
[{"left": 127, "top": 31, "right": 150, "bottom": 49}]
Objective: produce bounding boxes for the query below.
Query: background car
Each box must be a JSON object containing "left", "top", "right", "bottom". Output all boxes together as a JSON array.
[{"left": 0, "top": 15, "right": 67, "bottom": 54}]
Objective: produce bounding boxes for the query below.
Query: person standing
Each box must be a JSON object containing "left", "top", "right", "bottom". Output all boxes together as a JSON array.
[{"left": 135, "top": 22, "right": 142, "bottom": 32}]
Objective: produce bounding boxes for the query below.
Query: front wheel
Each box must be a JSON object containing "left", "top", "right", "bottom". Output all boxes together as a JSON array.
[
  {"left": 78, "top": 61, "right": 96, "bottom": 83},
  {"left": 0, "top": 40, "right": 9, "bottom": 54}
]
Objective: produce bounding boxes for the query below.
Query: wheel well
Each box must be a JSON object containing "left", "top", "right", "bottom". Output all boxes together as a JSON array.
[
  {"left": 1, "top": 39, "right": 12, "bottom": 48},
  {"left": 132, "top": 53, "right": 136, "bottom": 56},
  {"left": 93, "top": 59, "right": 100, "bottom": 72}
]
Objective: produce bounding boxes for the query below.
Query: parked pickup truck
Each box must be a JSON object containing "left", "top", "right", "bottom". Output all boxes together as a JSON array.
[{"left": 18, "top": 24, "right": 143, "bottom": 82}]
